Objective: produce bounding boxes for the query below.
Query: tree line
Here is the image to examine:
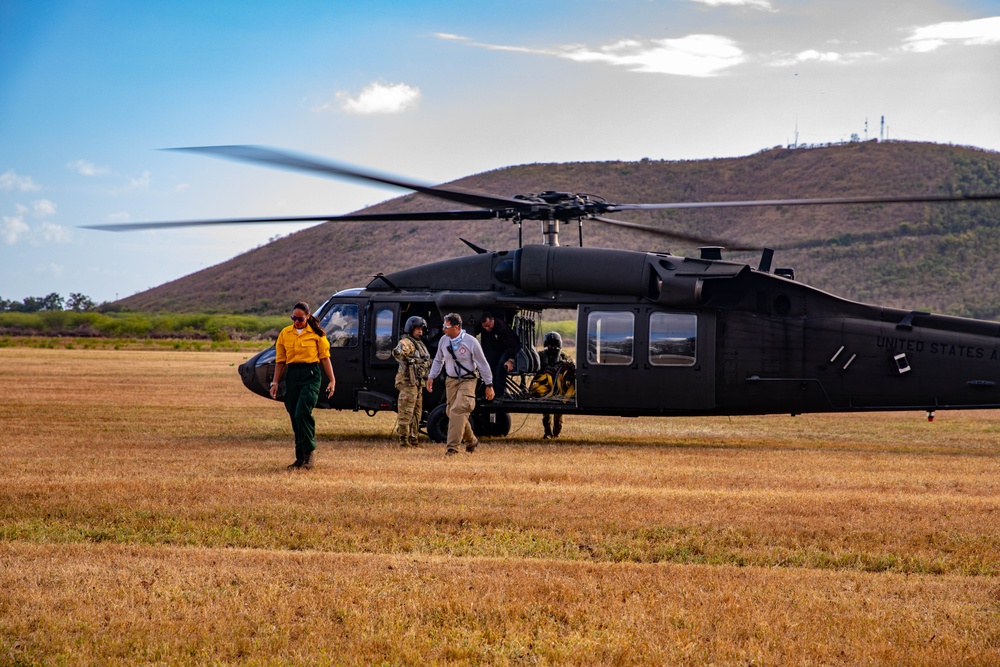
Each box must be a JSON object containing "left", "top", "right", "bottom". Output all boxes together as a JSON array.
[{"left": 0, "top": 292, "right": 103, "bottom": 313}]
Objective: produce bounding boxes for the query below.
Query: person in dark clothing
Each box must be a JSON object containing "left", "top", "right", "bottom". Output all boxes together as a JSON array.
[
  {"left": 538, "top": 331, "right": 573, "bottom": 439},
  {"left": 477, "top": 311, "right": 520, "bottom": 397}
]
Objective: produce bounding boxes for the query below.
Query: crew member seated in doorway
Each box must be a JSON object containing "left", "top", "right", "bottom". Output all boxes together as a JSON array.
[{"left": 477, "top": 311, "right": 519, "bottom": 397}]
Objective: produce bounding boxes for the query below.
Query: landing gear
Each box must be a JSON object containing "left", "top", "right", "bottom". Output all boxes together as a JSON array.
[
  {"left": 425, "top": 403, "right": 477, "bottom": 443},
  {"left": 473, "top": 410, "right": 511, "bottom": 438},
  {"left": 424, "top": 404, "right": 511, "bottom": 442}
]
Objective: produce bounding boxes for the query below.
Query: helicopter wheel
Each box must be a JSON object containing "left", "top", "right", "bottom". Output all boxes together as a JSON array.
[
  {"left": 472, "top": 410, "right": 511, "bottom": 438},
  {"left": 425, "top": 403, "right": 477, "bottom": 443}
]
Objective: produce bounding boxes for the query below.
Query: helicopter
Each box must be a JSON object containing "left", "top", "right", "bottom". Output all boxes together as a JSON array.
[{"left": 87, "top": 145, "right": 1000, "bottom": 441}]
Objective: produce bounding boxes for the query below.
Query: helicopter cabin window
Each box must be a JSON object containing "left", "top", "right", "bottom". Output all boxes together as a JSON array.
[
  {"left": 320, "top": 303, "right": 359, "bottom": 348},
  {"left": 649, "top": 312, "right": 697, "bottom": 366},
  {"left": 374, "top": 308, "right": 394, "bottom": 361},
  {"left": 586, "top": 311, "right": 634, "bottom": 365}
]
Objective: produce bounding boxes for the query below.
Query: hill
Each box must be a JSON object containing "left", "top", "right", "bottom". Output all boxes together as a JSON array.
[{"left": 119, "top": 141, "right": 1000, "bottom": 319}]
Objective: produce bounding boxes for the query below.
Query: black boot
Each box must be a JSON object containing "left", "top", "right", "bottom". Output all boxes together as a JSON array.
[
  {"left": 287, "top": 443, "right": 303, "bottom": 469},
  {"left": 301, "top": 448, "right": 314, "bottom": 470}
]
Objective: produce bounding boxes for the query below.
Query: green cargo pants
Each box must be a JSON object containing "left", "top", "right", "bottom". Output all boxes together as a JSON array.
[{"left": 284, "top": 362, "right": 321, "bottom": 463}]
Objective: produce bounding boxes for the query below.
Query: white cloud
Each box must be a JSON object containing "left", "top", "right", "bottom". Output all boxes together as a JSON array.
[
  {"left": 334, "top": 82, "right": 422, "bottom": 115},
  {"left": 438, "top": 33, "right": 746, "bottom": 77},
  {"left": 903, "top": 16, "right": 1000, "bottom": 53},
  {"left": 1, "top": 214, "right": 30, "bottom": 244},
  {"left": 34, "top": 262, "right": 65, "bottom": 279},
  {"left": 32, "top": 199, "right": 57, "bottom": 218},
  {"left": 0, "top": 169, "right": 40, "bottom": 192},
  {"left": 568, "top": 35, "right": 745, "bottom": 76},
  {"left": 40, "top": 222, "right": 70, "bottom": 244},
  {"left": 2, "top": 197, "right": 66, "bottom": 245},
  {"left": 108, "top": 171, "right": 150, "bottom": 196},
  {"left": 769, "top": 48, "right": 879, "bottom": 67},
  {"left": 1, "top": 202, "right": 68, "bottom": 244},
  {"left": 129, "top": 171, "right": 151, "bottom": 190},
  {"left": 689, "top": 0, "right": 775, "bottom": 10},
  {"left": 795, "top": 50, "right": 843, "bottom": 63},
  {"left": 67, "top": 159, "right": 110, "bottom": 176}
]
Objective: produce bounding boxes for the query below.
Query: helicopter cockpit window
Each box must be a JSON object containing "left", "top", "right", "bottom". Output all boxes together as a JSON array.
[
  {"left": 649, "top": 312, "right": 697, "bottom": 366},
  {"left": 586, "top": 311, "right": 634, "bottom": 365},
  {"left": 320, "top": 303, "right": 359, "bottom": 348},
  {"left": 374, "top": 308, "right": 394, "bottom": 361}
]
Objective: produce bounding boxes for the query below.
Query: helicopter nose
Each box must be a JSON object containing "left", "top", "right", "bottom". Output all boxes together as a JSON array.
[
  {"left": 238, "top": 359, "right": 255, "bottom": 386},
  {"left": 239, "top": 347, "right": 278, "bottom": 399}
]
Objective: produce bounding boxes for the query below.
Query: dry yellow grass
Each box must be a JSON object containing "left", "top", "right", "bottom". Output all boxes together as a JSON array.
[{"left": 1, "top": 347, "right": 998, "bottom": 665}]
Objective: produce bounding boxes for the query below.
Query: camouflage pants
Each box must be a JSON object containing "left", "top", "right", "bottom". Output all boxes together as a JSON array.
[{"left": 396, "top": 383, "right": 423, "bottom": 442}]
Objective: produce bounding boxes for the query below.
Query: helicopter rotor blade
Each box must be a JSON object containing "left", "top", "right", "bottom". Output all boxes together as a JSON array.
[
  {"left": 168, "top": 145, "right": 533, "bottom": 213},
  {"left": 82, "top": 209, "right": 503, "bottom": 231},
  {"left": 591, "top": 216, "right": 760, "bottom": 251},
  {"left": 605, "top": 192, "right": 1000, "bottom": 213},
  {"left": 88, "top": 145, "right": 1000, "bottom": 239}
]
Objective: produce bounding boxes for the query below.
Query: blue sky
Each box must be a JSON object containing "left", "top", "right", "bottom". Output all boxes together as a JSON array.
[{"left": 2, "top": 0, "right": 999, "bottom": 304}]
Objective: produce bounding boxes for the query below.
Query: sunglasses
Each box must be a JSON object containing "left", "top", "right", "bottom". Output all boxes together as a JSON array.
[{"left": 290, "top": 316, "right": 306, "bottom": 322}]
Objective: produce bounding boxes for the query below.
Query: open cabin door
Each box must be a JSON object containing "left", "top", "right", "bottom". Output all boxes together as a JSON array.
[
  {"left": 575, "top": 305, "right": 716, "bottom": 413},
  {"left": 316, "top": 298, "right": 365, "bottom": 409}
]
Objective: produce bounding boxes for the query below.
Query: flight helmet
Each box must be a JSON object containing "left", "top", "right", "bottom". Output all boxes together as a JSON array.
[{"left": 404, "top": 316, "right": 428, "bottom": 336}]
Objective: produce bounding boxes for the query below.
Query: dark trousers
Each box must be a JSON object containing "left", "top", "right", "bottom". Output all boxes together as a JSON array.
[
  {"left": 494, "top": 351, "right": 513, "bottom": 395},
  {"left": 284, "top": 363, "right": 321, "bottom": 461},
  {"left": 543, "top": 412, "right": 563, "bottom": 437}
]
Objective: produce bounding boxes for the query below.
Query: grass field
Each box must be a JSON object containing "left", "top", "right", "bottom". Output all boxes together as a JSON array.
[{"left": 1, "top": 346, "right": 998, "bottom": 665}]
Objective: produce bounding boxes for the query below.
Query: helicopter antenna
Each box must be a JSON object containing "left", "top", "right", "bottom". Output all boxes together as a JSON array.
[
  {"left": 459, "top": 238, "right": 489, "bottom": 255},
  {"left": 369, "top": 273, "right": 400, "bottom": 291}
]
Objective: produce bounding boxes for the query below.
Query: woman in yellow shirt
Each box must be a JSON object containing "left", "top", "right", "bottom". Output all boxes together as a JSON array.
[{"left": 269, "top": 301, "right": 336, "bottom": 469}]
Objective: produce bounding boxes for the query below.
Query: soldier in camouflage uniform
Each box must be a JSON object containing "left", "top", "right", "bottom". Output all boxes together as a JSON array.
[{"left": 392, "top": 316, "right": 432, "bottom": 447}]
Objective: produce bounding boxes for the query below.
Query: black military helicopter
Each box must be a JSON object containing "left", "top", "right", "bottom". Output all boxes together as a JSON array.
[{"left": 88, "top": 145, "right": 1000, "bottom": 440}]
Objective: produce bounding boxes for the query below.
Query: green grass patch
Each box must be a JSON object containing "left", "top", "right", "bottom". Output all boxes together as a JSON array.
[{"left": 0, "top": 311, "right": 286, "bottom": 342}]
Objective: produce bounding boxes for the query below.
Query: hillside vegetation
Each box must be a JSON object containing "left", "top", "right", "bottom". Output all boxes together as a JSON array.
[{"left": 119, "top": 141, "right": 1000, "bottom": 318}]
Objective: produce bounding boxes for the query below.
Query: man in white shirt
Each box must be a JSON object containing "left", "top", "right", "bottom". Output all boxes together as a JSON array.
[{"left": 426, "top": 312, "right": 495, "bottom": 455}]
